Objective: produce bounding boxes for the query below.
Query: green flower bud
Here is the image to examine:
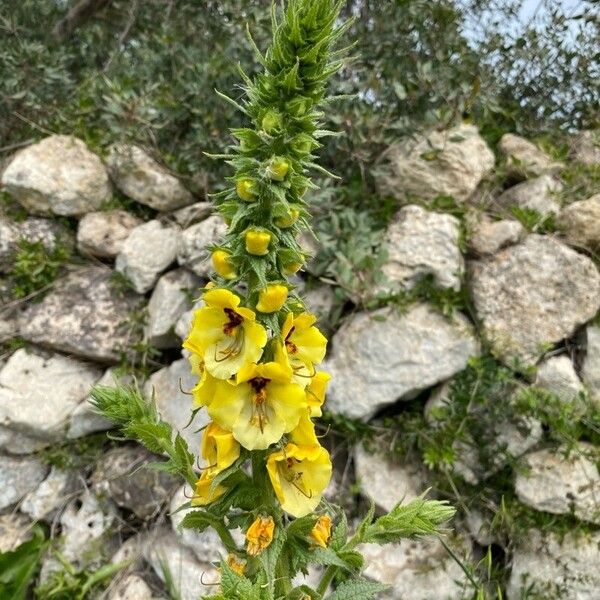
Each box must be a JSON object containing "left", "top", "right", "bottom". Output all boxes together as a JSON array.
[
  {"left": 261, "top": 109, "right": 283, "bottom": 134},
  {"left": 266, "top": 156, "right": 290, "bottom": 181}
]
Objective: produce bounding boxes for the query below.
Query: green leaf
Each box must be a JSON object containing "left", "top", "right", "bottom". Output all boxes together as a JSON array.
[
  {"left": 0, "top": 524, "right": 47, "bottom": 600},
  {"left": 325, "top": 579, "right": 388, "bottom": 600},
  {"left": 359, "top": 495, "right": 456, "bottom": 545}
]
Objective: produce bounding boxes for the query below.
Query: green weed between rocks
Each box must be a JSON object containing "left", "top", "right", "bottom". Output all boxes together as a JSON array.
[{"left": 10, "top": 238, "right": 71, "bottom": 299}]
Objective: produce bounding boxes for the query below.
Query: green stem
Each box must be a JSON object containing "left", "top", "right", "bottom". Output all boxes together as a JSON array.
[
  {"left": 316, "top": 564, "right": 337, "bottom": 596},
  {"left": 213, "top": 520, "right": 238, "bottom": 553}
]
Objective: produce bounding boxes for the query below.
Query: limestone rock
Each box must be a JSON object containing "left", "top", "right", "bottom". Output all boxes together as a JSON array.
[
  {"left": 499, "top": 133, "right": 563, "bottom": 178},
  {"left": 0, "top": 316, "right": 17, "bottom": 344},
  {"left": 507, "top": 530, "right": 600, "bottom": 600},
  {"left": 569, "top": 130, "right": 600, "bottom": 167},
  {"left": 67, "top": 367, "right": 128, "bottom": 439},
  {"left": 58, "top": 491, "right": 117, "bottom": 565},
  {"left": 0, "top": 513, "right": 34, "bottom": 552},
  {"left": 535, "top": 355, "right": 585, "bottom": 406},
  {"left": 115, "top": 220, "right": 181, "bottom": 293},
  {"left": 0, "top": 427, "right": 46, "bottom": 455},
  {"left": 108, "top": 574, "right": 154, "bottom": 600},
  {"left": 582, "top": 325, "right": 600, "bottom": 402},
  {"left": 0, "top": 218, "right": 18, "bottom": 272},
  {"left": 0, "top": 454, "right": 48, "bottom": 510},
  {"left": 19, "top": 265, "right": 142, "bottom": 363},
  {"left": 560, "top": 194, "right": 600, "bottom": 249},
  {"left": 177, "top": 215, "right": 227, "bottom": 277},
  {"left": 303, "top": 284, "right": 335, "bottom": 323},
  {"left": 77, "top": 210, "right": 142, "bottom": 258},
  {"left": 145, "top": 529, "right": 220, "bottom": 600},
  {"left": 1, "top": 135, "right": 111, "bottom": 216},
  {"left": 515, "top": 444, "right": 600, "bottom": 524},
  {"left": 144, "top": 358, "right": 209, "bottom": 459},
  {"left": 92, "top": 445, "right": 180, "bottom": 520},
  {"left": 0, "top": 349, "right": 101, "bottom": 445},
  {"left": 361, "top": 536, "right": 474, "bottom": 600},
  {"left": 496, "top": 174, "right": 562, "bottom": 216},
  {"left": 145, "top": 268, "right": 201, "bottom": 348},
  {"left": 468, "top": 216, "right": 525, "bottom": 256},
  {"left": 380, "top": 204, "right": 464, "bottom": 291},
  {"left": 378, "top": 124, "right": 494, "bottom": 202},
  {"left": 21, "top": 466, "right": 80, "bottom": 521},
  {"left": 470, "top": 235, "right": 600, "bottom": 366},
  {"left": 354, "top": 445, "right": 425, "bottom": 512},
  {"left": 324, "top": 304, "right": 479, "bottom": 419},
  {"left": 170, "top": 201, "right": 212, "bottom": 227},
  {"left": 107, "top": 144, "right": 194, "bottom": 211},
  {"left": 169, "top": 485, "right": 226, "bottom": 563}
]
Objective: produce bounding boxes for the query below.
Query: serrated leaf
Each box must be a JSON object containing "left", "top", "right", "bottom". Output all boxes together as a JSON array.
[{"left": 325, "top": 579, "right": 388, "bottom": 600}]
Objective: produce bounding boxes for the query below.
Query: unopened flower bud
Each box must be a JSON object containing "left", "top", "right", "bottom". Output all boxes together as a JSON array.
[
  {"left": 266, "top": 156, "right": 290, "bottom": 181},
  {"left": 211, "top": 250, "right": 237, "bottom": 280},
  {"left": 275, "top": 208, "right": 300, "bottom": 228},
  {"left": 236, "top": 178, "right": 257, "bottom": 202},
  {"left": 256, "top": 284, "right": 288, "bottom": 313},
  {"left": 245, "top": 229, "right": 271, "bottom": 256},
  {"left": 261, "top": 109, "right": 283, "bottom": 134}
]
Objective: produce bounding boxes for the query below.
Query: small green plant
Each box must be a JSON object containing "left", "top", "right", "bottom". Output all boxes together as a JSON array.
[
  {"left": 0, "top": 524, "right": 48, "bottom": 600},
  {"left": 33, "top": 553, "right": 128, "bottom": 600},
  {"left": 510, "top": 206, "right": 557, "bottom": 234},
  {"left": 10, "top": 238, "right": 70, "bottom": 298},
  {"left": 38, "top": 433, "right": 111, "bottom": 470}
]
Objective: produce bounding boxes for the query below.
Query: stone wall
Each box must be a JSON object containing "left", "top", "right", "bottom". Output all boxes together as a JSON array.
[{"left": 0, "top": 128, "right": 599, "bottom": 598}]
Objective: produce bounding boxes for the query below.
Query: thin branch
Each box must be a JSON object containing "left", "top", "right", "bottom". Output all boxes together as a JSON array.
[{"left": 52, "top": 0, "right": 113, "bottom": 41}]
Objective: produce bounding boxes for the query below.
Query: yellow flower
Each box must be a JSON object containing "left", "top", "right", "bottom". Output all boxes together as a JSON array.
[
  {"left": 267, "top": 443, "right": 332, "bottom": 517},
  {"left": 306, "top": 371, "right": 330, "bottom": 418},
  {"left": 256, "top": 285, "right": 288, "bottom": 313},
  {"left": 310, "top": 515, "right": 332, "bottom": 548},
  {"left": 245, "top": 229, "right": 271, "bottom": 256},
  {"left": 236, "top": 178, "right": 257, "bottom": 202},
  {"left": 266, "top": 156, "right": 290, "bottom": 181},
  {"left": 274, "top": 208, "right": 300, "bottom": 228},
  {"left": 278, "top": 313, "right": 327, "bottom": 386},
  {"left": 246, "top": 516, "right": 275, "bottom": 556},
  {"left": 192, "top": 467, "right": 226, "bottom": 506},
  {"left": 212, "top": 250, "right": 237, "bottom": 280},
  {"left": 201, "top": 422, "right": 240, "bottom": 471},
  {"left": 183, "top": 289, "right": 267, "bottom": 380},
  {"left": 226, "top": 553, "right": 246, "bottom": 575},
  {"left": 207, "top": 360, "right": 307, "bottom": 450}
]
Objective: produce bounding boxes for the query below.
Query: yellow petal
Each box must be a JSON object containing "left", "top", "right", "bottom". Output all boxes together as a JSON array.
[
  {"left": 267, "top": 381, "right": 307, "bottom": 433},
  {"left": 291, "top": 325, "right": 327, "bottom": 366},
  {"left": 203, "top": 288, "right": 240, "bottom": 310},
  {"left": 207, "top": 381, "right": 250, "bottom": 431},
  {"left": 290, "top": 411, "right": 319, "bottom": 446},
  {"left": 183, "top": 306, "right": 226, "bottom": 356},
  {"left": 201, "top": 422, "right": 240, "bottom": 471},
  {"left": 192, "top": 468, "right": 226, "bottom": 506},
  {"left": 306, "top": 371, "right": 330, "bottom": 418},
  {"left": 192, "top": 370, "right": 219, "bottom": 409}
]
